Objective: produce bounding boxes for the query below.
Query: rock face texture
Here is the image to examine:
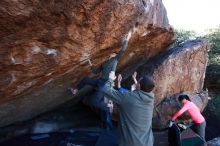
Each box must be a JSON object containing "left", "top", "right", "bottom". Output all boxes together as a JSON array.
[
  {"left": 0, "top": 0, "right": 175, "bottom": 127},
  {"left": 124, "top": 40, "right": 210, "bottom": 104},
  {"left": 121, "top": 40, "right": 210, "bottom": 128},
  {"left": 0, "top": 0, "right": 210, "bottom": 132},
  {"left": 0, "top": 0, "right": 173, "bottom": 102}
]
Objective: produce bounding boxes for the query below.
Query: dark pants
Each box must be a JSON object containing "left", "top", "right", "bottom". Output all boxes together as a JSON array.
[
  {"left": 168, "top": 124, "right": 181, "bottom": 146},
  {"left": 77, "top": 77, "right": 113, "bottom": 129},
  {"left": 77, "top": 77, "right": 108, "bottom": 110},
  {"left": 191, "top": 121, "right": 206, "bottom": 142}
]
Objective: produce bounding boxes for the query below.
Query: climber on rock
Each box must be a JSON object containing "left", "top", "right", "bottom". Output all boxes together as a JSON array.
[
  {"left": 69, "top": 29, "right": 134, "bottom": 130},
  {"left": 102, "top": 71, "right": 155, "bottom": 146},
  {"left": 169, "top": 94, "right": 206, "bottom": 142}
]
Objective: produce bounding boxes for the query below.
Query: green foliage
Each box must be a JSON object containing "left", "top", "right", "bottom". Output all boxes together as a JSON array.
[
  {"left": 204, "top": 26, "right": 220, "bottom": 65},
  {"left": 173, "top": 29, "right": 197, "bottom": 47},
  {"left": 174, "top": 27, "right": 220, "bottom": 91},
  {"left": 203, "top": 26, "right": 220, "bottom": 81},
  {"left": 173, "top": 27, "right": 220, "bottom": 65},
  {"left": 203, "top": 27, "right": 220, "bottom": 133}
]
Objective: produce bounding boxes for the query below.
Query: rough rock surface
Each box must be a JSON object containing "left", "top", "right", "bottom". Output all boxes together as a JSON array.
[
  {"left": 120, "top": 40, "right": 210, "bottom": 128},
  {"left": 0, "top": 0, "right": 173, "bottom": 102},
  {"left": 126, "top": 40, "right": 210, "bottom": 105},
  {"left": 0, "top": 0, "right": 174, "bottom": 127}
]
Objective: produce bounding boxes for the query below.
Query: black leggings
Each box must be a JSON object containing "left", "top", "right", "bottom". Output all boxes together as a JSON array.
[{"left": 191, "top": 121, "right": 206, "bottom": 141}]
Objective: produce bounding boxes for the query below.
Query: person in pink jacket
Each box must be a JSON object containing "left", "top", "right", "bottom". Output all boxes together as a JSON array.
[{"left": 171, "top": 94, "right": 206, "bottom": 141}]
